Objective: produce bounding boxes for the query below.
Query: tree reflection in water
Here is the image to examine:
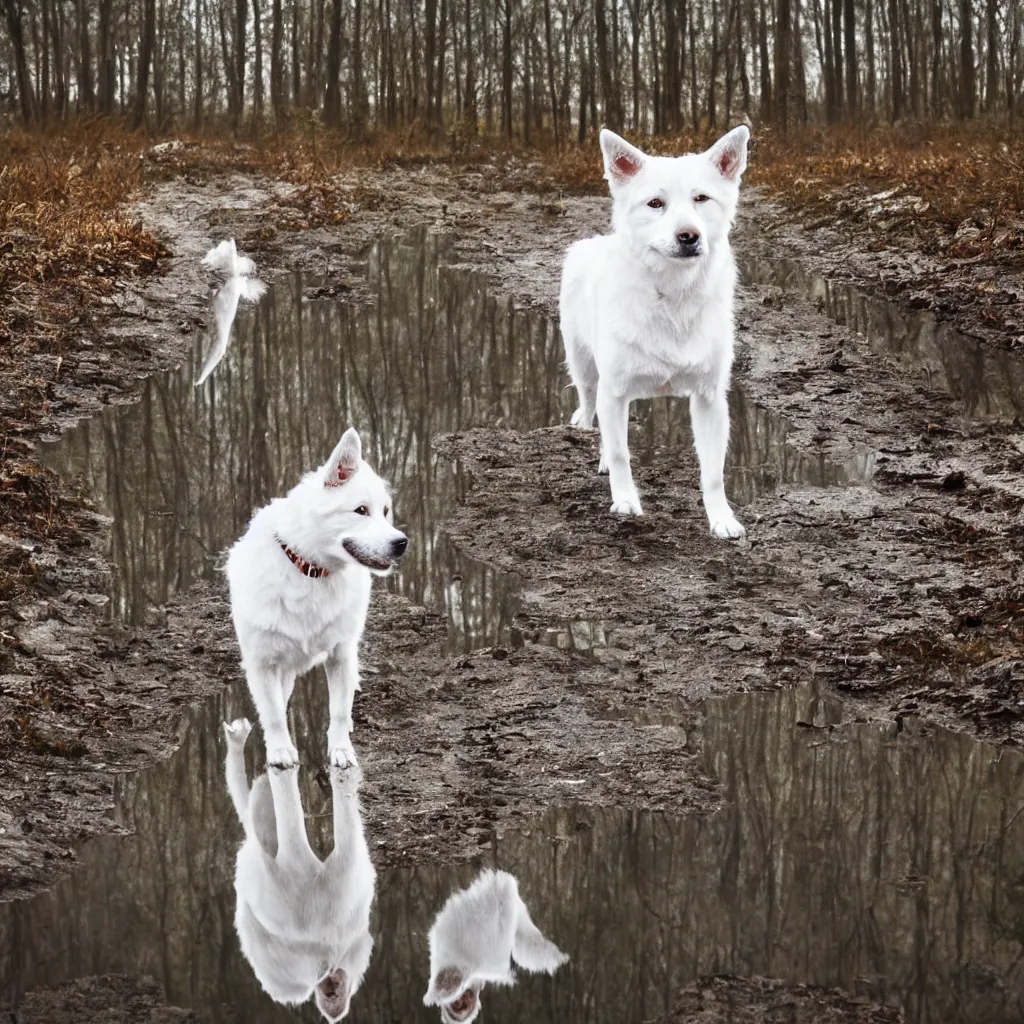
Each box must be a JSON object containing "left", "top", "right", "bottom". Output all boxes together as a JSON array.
[
  {"left": 1, "top": 683, "right": 1021, "bottom": 1023},
  {"left": 740, "top": 258, "right": 1024, "bottom": 424}
]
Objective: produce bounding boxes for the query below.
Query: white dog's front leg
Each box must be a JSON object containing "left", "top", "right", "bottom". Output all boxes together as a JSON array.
[
  {"left": 223, "top": 718, "right": 253, "bottom": 823},
  {"left": 330, "top": 759, "right": 365, "bottom": 858},
  {"left": 246, "top": 665, "right": 299, "bottom": 768},
  {"left": 689, "top": 391, "right": 745, "bottom": 539},
  {"left": 266, "top": 761, "right": 316, "bottom": 863},
  {"left": 325, "top": 641, "right": 360, "bottom": 770},
  {"left": 596, "top": 381, "right": 642, "bottom": 515}
]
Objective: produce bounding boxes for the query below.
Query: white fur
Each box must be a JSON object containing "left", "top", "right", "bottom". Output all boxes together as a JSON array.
[
  {"left": 224, "top": 718, "right": 375, "bottom": 1022},
  {"left": 195, "top": 274, "right": 267, "bottom": 386},
  {"left": 226, "top": 428, "right": 407, "bottom": 769},
  {"left": 559, "top": 126, "right": 750, "bottom": 538},
  {"left": 423, "top": 869, "right": 569, "bottom": 1024},
  {"left": 201, "top": 237, "right": 258, "bottom": 278}
]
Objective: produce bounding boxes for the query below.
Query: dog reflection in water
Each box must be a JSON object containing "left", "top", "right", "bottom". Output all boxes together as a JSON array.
[
  {"left": 424, "top": 869, "right": 569, "bottom": 1023},
  {"left": 224, "top": 718, "right": 374, "bottom": 1022}
]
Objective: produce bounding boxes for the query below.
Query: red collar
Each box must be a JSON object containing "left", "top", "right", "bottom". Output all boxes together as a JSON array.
[{"left": 277, "top": 538, "right": 331, "bottom": 579}]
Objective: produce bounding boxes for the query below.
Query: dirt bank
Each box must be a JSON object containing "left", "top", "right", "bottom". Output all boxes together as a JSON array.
[{"left": 1, "top": 154, "right": 1021, "bottom": 916}]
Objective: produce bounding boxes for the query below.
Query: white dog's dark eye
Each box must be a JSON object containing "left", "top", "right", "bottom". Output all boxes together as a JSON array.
[
  {"left": 694, "top": 194, "right": 710, "bottom": 204},
  {"left": 355, "top": 505, "right": 369, "bottom": 516},
  {"left": 647, "top": 198, "right": 664, "bottom": 209}
]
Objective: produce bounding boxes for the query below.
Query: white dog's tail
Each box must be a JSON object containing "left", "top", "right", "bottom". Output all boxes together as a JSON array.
[
  {"left": 511, "top": 905, "right": 569, "bottom": 975},
  {"left": 223, "top": 718, "right": 253, "bottom": 823},
  {"left": 202, "top": 239, "right": 257, "bottom": 278}
]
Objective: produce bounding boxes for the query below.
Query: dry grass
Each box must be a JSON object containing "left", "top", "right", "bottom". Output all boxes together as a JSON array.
[
  {"left": 0, "top": 121, "right": 165, "bottom": 294},
  {"left": 750, "top": 121, "right": 1024, "bottom": 264}
]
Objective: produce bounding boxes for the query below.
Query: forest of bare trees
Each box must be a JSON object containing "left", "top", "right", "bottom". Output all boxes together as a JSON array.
[{"left": 2, "top": 0, "right": 1023, "bottom": 139}]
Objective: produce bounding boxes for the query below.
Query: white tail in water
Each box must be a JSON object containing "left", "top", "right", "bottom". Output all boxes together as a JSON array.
[
  {"left": 201, "top": 238, "right": 258, "bottom": 279},
  {"left": 195, "top": 274, "right": 268, "bottom": 386},
  {"left": 196, "top": 239, "right": 266, "bottom": 386}
]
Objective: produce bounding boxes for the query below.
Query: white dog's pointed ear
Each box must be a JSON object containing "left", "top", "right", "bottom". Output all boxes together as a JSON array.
[
  {"left": 600, "top": 128, "right": 647, "bottom": 184},
  {"left": 324, "top": 428, "right": 361, "bottom": 486},
  {"left": 707, "top": 125, "right": 750, "bottom": 182},
  {"left": 424, "top": 967, "right": 463, "bottom": 1006}
]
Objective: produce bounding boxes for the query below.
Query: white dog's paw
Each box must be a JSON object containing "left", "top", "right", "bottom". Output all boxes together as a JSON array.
[
  {"left": 598, "top": 451, "right": 609, "bottom": 474},
  {"left": 570, "top": 407, "right": 594, "bottom": 429},
  {"left": 331, "top": 754, "right": 363, "bottom": 794},
  {"left": 330, "top": 741, "right": 359, "bottom": 771},
  {"left": 223, "top": 718, "right": 252, "bottom": 744},
  {"left": 267, "top": 743, "right": 300, "bottom": 770},
  {"left": 610, "top": 497, "right": 643, "bottom": 516},
  {"left": 709, "top": 514, "right": 746, "bottom": 540}
]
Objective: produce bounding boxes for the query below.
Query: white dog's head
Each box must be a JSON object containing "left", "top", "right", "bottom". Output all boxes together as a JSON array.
[
  {"left": 314, "top": 967, "right": 355, "bottom": 1022},
  {"left": 599, "top": 126, "right": 749, "bottom": 273},
  {"left": 427, "top": 968, "right": 484, "bottom": 1024},
  {"left": 292, "top": 428, "right": 408, "bottom": 576}
]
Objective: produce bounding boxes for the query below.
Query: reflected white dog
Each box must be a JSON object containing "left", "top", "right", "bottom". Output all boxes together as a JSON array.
[
  {"left": 227, "top": 427, "right": 407, "bottom": 769},
  {"left": 224, "top": 718, "right": 375, "bottom": 1022},
  {"left": 559, "top": 126, "right": 750, "bottom": 538},
  {"left": 424, "top": 869, "right": 568, "bottom": 1023}
]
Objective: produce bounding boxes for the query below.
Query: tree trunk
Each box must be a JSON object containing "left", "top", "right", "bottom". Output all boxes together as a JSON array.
[
  {"left": 595, "top": 0, "right": 618, "bottom": 128},
  {"left": 218, "top": 0, "right": 238, "bottom": 118},
  {"left": 234, "top": 0, "right": 246, "bottom": 125},
  {"left": 76, "top": 0, "right": 94, "bottom": 109},
  {"left": 649, "top": 3, "right": 662, "bottom": 131},
  {"left": 352, "top": 0, "right": 367, "bottom": 129},
  {"left": 3, "top": 0, "right": 37, "bottom": 122},
  {"left": 984, "top": 0, "right": 998, "bottom": 112},
  {"left": 844, "top": 0, "right": 857, "bottom": 113},
  {"left": 290, "top": 0, "right": 300, "bottom": 103},
  {"left": 758, "top": 0, "right": 772, "bottom": 120},
  {"left": 708, "top": 0, "right": 719, "bottom": 126},
  {"left": 776, "top": 0, "right": 791, "bottom": 127},
  {"left": 435, "top": 0, "right": 448, "bottom": 127},
  {"left": 40, "top": 0, "right": 50, "bottom": 120},
  {"left": 131, "top": 0, "right": 156, "bottom": 128},
  {"left": 865, "top": 0, "right": 876, "bottom": 114},
  {"left": 501, "top": 0, "right": 513, "bottom": 139},
  {"left": 252, "top": 0, "right": 264, "bottom": 123},
  {"left": 424, "top": 0, "right": 437, "bottom": 123},
  {"left": 736, "top": 0, "right": 752, "bottom": 113},
  {"left": 543, "top": 0, "right": 557, "bottom": 142},
  {"left": 889, "top": 0, "right": 903, "bottom": 118},
  {"left": 959, "top": 0, "right": 974, "bottom": 117},
  {"left": 930, "top": 0, "right": 943, "bottom": 114},
  {"left": 194, "top": 0, "right": 203, "bottom": 123},
  {"left": 270, "top": 0, "right": 283, "bottom": 122},
  {"left": 831, "top": 0, "right": 844, "bottom": 110},
  {"left": 323, "top": 0, "right": 342, "bottom": 123}
]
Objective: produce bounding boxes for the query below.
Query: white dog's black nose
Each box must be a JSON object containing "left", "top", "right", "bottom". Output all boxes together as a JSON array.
[
  {"left": 675, "top": 230, "right": 702, "bottom": 258},
  {"left": 391, "top": 535, "right": 408, "bottom": 558}
]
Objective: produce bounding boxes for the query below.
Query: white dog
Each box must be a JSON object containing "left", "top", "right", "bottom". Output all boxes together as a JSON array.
[
  {"left": 227, "top": 428, "right": 407, "bottom": 770},
  {"left": 423, "top": 869, "right": 569, "bottom": 1023},
  {"left": 559, "top": 126, "right": 750, "bottom": 538},
  {"left": 224, "top": 718, "right": 375, "bottom": 1022}
]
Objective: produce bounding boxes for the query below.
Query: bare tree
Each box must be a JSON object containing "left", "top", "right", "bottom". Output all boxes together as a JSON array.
[{"left": 132, "top": 0, "right": 156, "bottom": 128}]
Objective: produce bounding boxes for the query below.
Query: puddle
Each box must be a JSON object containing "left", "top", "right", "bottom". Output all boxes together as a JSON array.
[
  {"left": 742, "top": 257, "right": 1024, "bottom": 422},
  {"left": 2, "top": 684, "right": 1022, "bottom": 1022},
  {"left": 41, "top": 230, "right": 873, "bottom": 642},
  {"left": 5, "top": 229, "right": 949, "bottom": 1018}
]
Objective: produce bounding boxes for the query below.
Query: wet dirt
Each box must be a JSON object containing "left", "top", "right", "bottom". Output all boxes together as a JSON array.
[{"left": 1, "top": 157, "right": 1022, "bottom": 1018}]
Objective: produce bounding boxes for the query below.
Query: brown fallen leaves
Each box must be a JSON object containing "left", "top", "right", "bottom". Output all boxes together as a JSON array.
[{"left": 752, "top": 121, "right": 1024, "bottom": 266}]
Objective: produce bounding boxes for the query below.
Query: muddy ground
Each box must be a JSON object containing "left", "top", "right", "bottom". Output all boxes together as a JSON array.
[{"left": 1, "top": 150, "right": 1021, "bottom": 1016}]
